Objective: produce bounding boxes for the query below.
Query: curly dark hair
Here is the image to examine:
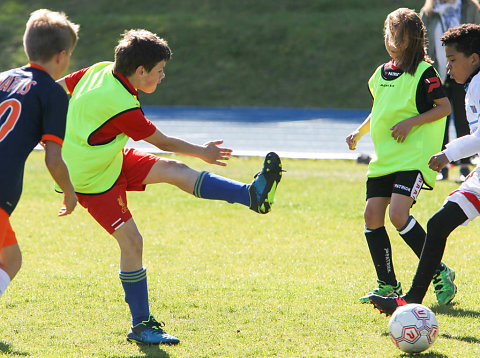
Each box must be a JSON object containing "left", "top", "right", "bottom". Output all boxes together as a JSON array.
[{"left": 441, "top": 24, "right": 480, "bottom": 56}]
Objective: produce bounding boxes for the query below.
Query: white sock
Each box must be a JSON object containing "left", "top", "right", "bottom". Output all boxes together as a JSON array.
[{"left": 0, "top": 268, "right": 11, "bottom": 298}]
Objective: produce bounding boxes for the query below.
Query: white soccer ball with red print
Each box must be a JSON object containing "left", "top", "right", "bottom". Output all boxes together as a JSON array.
[{"left": 388, "top": 303, "right": 439, "bottom": 353}]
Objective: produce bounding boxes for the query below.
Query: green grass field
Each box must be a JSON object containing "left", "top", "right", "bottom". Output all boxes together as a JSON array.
[{"left": 1, "top": 152, "right": 480, "bottom": 357}]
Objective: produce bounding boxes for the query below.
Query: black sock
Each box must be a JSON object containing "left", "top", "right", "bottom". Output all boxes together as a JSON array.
[
  {"left": 405, "top": 202, "right": 467, "bottom": 303},
  {"left": 398, "top": 216, "right": 425, "bottom": 258},
  {"left": 365, "top": 226, "right": 397, "bottom": 285}
]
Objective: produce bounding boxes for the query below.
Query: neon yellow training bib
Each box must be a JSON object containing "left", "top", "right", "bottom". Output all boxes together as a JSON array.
[
  {"left": 61, "top": 62, "right": 140, "bottom": 194},
  {"left": 367, "top": 61, "right": 446, "bottom": 188}
]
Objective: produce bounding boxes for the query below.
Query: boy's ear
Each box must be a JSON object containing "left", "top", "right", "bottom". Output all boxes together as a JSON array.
[
  {"left": 135, "top": 65, "right": 146, "bottom": 77},
  {"left": 55, "top": 50, "right": 67, "bottom": 64},
  {"left": 472, "top": 52, "right": 480, "bottom": 67}
]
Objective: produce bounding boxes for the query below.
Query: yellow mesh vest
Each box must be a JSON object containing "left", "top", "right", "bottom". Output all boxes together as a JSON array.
[
  {"left": 367, "top": 61, "right": 446, "bottom": 188},
  {"left": 61, "top": 62, "right": 140, "bottom": 194}
]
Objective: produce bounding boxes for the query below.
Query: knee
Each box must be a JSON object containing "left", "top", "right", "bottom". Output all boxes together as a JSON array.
[
  {"left": 0, "top": 245, "right": 22, "bottom": 279},
  {"left": 426, "top": 213, "right": 445, "bottom": 239},
  {"left": 126, "top": 232, "right": 143, "bottom": 255},
  {"left": 363, "top": 207, "right": 373, "bottom": 226},
  {"left": 363, "top": 203, "right": 385, "bottom": 230},
  {"left": 164, "top": 160, "right": 196, "bottom": 185},
  {"left": 10, "top": 254, "right": 22, "bottom": 278},
  {"left": 165, "top": 159, "right": 190, "bottom": 175},
  {"left": 389, "top": 209, "right": 409, "bottom": 229},
  {"left": 364, "top": 207, "right": 382, "bottom": 228},
  {"left": 116, "top": 230, "right": 144, "bottom": 257}
]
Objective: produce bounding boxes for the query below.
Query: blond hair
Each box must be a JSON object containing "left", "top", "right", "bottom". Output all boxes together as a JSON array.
[{"left": 23, "top": 9, "right": 79, "bottom": 62}]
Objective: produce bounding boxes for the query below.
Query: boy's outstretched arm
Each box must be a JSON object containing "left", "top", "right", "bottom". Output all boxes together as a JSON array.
[
  {"left": 346, "top": 114, "right": 371, "bottom": 150},
  {"left": 43, "top": 141, "right": 77, "bottom": 216},
  {"left": 144, "top": 129, "right": 232, "bottom": 166}
]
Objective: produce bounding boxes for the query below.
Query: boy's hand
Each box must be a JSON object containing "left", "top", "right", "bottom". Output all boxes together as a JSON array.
[
  {"left": 202, "top": 140, "right": 233, "bottom": 166},
  {"left": 391, "top": 118, "right": 414, "bottom": 143},
  {"left": 346, "top": 131, "right": 360, "bottom": 150},
  {"left": 58, "top": 192, "right": 78, "bottom": 216},
  {"left": 428, "top": 152, "right": 449, "bottom": 172}
]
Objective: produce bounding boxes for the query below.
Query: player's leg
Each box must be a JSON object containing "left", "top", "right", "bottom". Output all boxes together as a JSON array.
[
  {"left": 141, "top": 149, "right": 283, "bottom": 214},
  {"left": 0, "top": 244, "right": 21, "bottom": 280},
  {"left": 112, "top": 218, "right": 143, "bottom": 272},
  {"left": 111, "top": 218, "right": 178, "bottom": 345},
  {"left": 0, "top": 208, "right": 21, "bottom": 298},
  {"left": 404, "top": 201, "right": 465, "bottom": 304},
  {"left": 77, "top": 186, "right": 179, "bottom": 345},
  {"left": 389, "top": 171, "right": 455, "bottom": 304},
  {"left": 389, "top": 171, "right": 425, "bottom": 257},
  {"left": 360, "top": 193, "right": 402, "bottom": 303},
  {"left": 390, "top": 195, "right": 425, "bottom": 258},
  {"left": 405, "top": 169, "right": 480, "bottom": 306},
  {"left": 369, "top": 201, "right": 466, "bottom": 315}
]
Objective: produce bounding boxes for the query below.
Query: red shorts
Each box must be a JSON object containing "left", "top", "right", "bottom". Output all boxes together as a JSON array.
[
  {"left": 77, "top": 148, "right": 159, "bottom": 234},
  {"left": 0, "top": 208, "right": 17, "bottom": 249}
]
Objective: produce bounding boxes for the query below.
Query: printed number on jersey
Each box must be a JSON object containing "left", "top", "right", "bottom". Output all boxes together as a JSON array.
[{"left": 0, "top": 98, "right": 22, "bottom": 142}]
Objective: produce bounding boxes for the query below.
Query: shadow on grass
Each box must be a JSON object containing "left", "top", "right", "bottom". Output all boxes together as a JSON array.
[
  {"left": 440, "top": 333, "right": 480, "bottom": 344},
  {"left": 380, "top": 335, "right": 449, "bottom": 357},
  {"left": 428, "top": 304, "right": 480, "bottom": 344},
  {"left": 431, "top": 303, "right": 480, "bottom": 319},
  {"left": 110, "top": 343, "right": 170, "bottom": 358},
  {"left": 398, "top": 352, "right": 448, "bottom": 357},
  {"left": 0, "top": 341, "right": 29, "bottom": 356}
]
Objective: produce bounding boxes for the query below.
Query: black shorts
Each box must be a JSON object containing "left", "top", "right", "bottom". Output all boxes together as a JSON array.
[{"left": 366, "top": 170, "right": 424, "bottom": 201}]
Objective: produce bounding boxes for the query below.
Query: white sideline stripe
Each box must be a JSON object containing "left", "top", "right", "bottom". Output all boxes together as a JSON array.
[{"left": 34, "top": 145, "right": 360, "bottom": 160}]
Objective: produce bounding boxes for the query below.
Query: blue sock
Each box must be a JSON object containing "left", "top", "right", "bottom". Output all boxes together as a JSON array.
[
  {"left": 193, "top": 171, "right": 250, "bottom": 206},
  {"left": 119, "top": 267, "right": 150, "bottom": 326}
]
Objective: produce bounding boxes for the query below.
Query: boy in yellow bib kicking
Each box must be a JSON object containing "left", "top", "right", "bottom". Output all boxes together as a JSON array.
[{"left": 57, "top": 29, "right": 283, "bottom": 345}]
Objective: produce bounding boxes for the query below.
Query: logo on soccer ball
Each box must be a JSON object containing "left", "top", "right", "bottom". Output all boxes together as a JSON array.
[{"left": 412, "top": 306, "right": 429, "bottom": 320}]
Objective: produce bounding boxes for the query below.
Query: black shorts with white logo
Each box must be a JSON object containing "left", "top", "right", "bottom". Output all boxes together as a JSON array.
[{"left": 366, "top": 170, "right": 424, "bottom": 201}]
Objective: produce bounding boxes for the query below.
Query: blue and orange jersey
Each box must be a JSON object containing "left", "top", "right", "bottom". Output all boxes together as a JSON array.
[{"left": 0, "top": 64, "right": 69, "bottom": 215}]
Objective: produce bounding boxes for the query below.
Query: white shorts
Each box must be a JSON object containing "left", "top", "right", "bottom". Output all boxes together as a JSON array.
[{"left": 445, "top": 166, "right": 480, "bottom": 226}]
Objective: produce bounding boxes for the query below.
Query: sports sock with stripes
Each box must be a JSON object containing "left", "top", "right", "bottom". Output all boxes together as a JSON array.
[
  {"left": 398, "top": 216, "right": 425, "bottom": 258},
  {"left": 119, "top": 267, "right": 150, "bottom": 326},
  {"left": 193, "top": 171, "right": 250, "bottom": 206},
  {"left": 398, "top": 216, "right": 444, "bottom": 273}
]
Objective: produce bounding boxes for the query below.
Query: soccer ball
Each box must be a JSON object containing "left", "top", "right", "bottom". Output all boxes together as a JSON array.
[{"left": 388, "top": 303, "right": 439, "bottom": 353}]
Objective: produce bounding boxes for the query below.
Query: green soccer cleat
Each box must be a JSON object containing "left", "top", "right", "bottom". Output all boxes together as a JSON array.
[
  {"left": 359, "top": 280, "right": 402, "bottom": 304},
  {"left": 249, "top": 152, "right": 283, "bottom": 214},
  {"left": 127, "top": 315, "right": 180, "bottom": 345},
  {"left": 433, "top": 263, "right": 457, "bottom": 305}
]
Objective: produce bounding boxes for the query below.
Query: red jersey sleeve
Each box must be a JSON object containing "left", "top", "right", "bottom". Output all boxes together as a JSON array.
[
  {"left": 64, "top": 67, "right": 90, "bottom": 94},
  {"left": 115, "top": 109, "right": 157, "bottom": 140},
  {"left": 87, "top": 109, "right": 156, "bottom": 145}
]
